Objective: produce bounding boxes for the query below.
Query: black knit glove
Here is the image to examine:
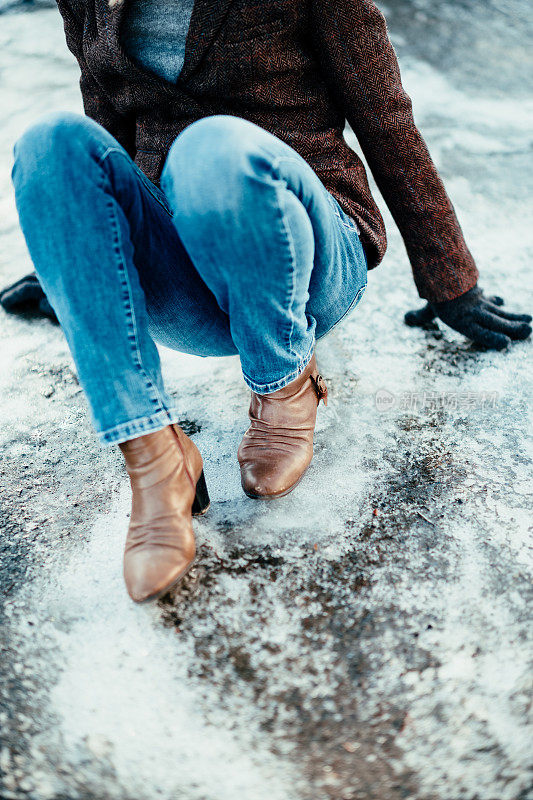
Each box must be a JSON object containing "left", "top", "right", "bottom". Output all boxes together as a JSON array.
[
  {"left": 405, "top": 285, "right": 532, "bottom": 350},
  {"left": 0, "top": 272, "right": 58, "bottom": 323}
]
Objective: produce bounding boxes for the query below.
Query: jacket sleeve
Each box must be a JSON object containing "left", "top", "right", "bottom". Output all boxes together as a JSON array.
[
  {"left": 56, "top": 0, "right": 135, "bottom": 157},
  {"left": 310, "top": 0, "right": 479, "bottom": 303}
]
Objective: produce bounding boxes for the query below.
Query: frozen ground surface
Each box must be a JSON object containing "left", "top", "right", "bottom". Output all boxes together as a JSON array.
[{"left": 0, "top": 2, "right": 532, "bottom": 799}]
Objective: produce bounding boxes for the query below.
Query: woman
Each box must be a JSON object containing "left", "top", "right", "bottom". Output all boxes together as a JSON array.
[{"left": 8, "top": 0, "right": 530, "bottom": 602}]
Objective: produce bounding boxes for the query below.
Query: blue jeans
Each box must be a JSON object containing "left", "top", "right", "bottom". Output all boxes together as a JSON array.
[{"left": 12, "top": 113, "right": 367, "bottom": 446}]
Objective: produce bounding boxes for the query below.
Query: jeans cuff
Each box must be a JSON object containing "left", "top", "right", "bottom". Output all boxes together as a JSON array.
[
  {"left": 98, "top": 408, "right": 184, "bottom": 447},
  {"left": 242, "top": 341, "right": 315, "bottom": 395}
]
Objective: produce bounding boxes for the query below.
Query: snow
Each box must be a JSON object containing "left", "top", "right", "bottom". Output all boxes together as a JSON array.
[{"left": 1, "top": 4, "right": 532, "bottom": 800}]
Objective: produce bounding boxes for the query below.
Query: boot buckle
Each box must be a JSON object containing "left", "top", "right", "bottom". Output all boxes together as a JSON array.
[{"left": 311, "top": 373, "right": 328, "bottom": 406}]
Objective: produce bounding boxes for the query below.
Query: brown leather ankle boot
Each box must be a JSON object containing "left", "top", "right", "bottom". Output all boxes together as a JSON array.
[
  {"left": 119, "top": 424, "right": 209, "bottom": 603},
  {"left": 238, "top": 355, "right": 328, "bottom": 499}
]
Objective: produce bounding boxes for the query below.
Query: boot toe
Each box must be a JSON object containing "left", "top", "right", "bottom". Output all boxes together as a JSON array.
[
  {"left": 240, "top": 459, "right": 300, "bottom": 498},
  {"left": 124, "top": 545, "right": 195, "bottom": 603}
]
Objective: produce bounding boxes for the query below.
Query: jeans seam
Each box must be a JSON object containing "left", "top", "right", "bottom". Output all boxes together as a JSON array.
[
  {"left": 270, "top": 155, "right": 299, "bottom": 364},
  {"left": 270, "top": 154, "right": 314, "bottom": 372},
  {"left": 133, "top": 164, "right": 173, "bottom": 216},
  {"left": 338, "top": 217, "right": 360, "bottom": 233},
  {"left": 97, "top": 160, "right": 171, "bottom": 418},
  {"left": 329, "top": 194, "right": 360, "bottom": 234},
  {"left": 317, "top": 282, "right": 367, "bottom": 341},
  {"left": 97, "top": 146, "right": 173, "bottom": 216}
]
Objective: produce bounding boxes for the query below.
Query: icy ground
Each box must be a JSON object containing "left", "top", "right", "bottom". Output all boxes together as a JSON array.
[{"left": 0, "top": 2, "right": 532, "bottom": 799}]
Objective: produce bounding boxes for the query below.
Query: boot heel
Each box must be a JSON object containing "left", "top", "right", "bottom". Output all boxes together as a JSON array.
[{"left": 192, "top": 470, "right": 210, "bottom": 516}]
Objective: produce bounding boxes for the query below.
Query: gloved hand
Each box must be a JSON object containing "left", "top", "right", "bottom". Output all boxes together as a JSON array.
[
  {"left": 405, "top": 284, "right": 532, "bottom": 350},
  {"left": 0, "top": 272, "right": 58, "bottom": 323}
]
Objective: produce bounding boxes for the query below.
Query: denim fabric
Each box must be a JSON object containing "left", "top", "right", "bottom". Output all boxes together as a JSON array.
[{"left": 12, "top": 113, "right": 367, "bottom": 446}]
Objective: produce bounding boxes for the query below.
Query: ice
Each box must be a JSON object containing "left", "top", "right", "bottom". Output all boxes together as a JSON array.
[{"left": 1, "top": 4, "right": 531, "bottom": 800}]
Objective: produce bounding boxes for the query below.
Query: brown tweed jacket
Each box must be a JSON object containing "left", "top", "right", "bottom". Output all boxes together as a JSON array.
[{"left": 56, "top": 0, "right": 479, "bottom": 302}]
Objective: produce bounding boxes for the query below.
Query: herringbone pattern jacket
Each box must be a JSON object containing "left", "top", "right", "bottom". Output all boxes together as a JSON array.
[{"left": 56, "top": 0, "right": 479, "bottom": 302}]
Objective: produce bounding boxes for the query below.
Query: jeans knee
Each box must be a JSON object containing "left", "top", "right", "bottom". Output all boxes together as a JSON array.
[
  {"left": 15, "top": 112, "right": 90, "bottom": 161},
  {"left": 162, "top": 115, "right": 273, "bottom": 215},
  {"left": 13, "top": 112, "right": 103, "bottom": 187}
]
